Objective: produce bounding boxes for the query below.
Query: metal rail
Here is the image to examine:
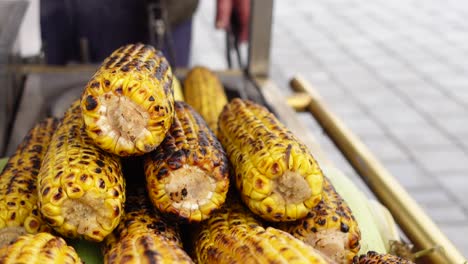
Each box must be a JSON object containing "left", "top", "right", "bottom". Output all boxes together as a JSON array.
[
  {"left": 247, "top": 0, "right": 273, "bottom": 77},
  {"left": 289, "top": 75, "right": 467, "bottom": 264}
]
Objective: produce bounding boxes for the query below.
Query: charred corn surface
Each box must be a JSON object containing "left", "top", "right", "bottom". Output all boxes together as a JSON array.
[
  {"left": 194, "top": 201, "right": 328, "bottom": 264},
  {"left": 0, "top": 118, "right": 58, "bottom": 246},
  {"left": 184, "top": 66, "right": 227, "bottom": 132},
  {"left": 173, "top": 76, "right": 185, "bottom": 101},
  {"left": 38, "top": 101, "right": 125, "bottom": 242},
  {"left": 81, "top": 43, "right": 174, "bottom": 156},
  {"left": 353, "top": 251, "right": 414, "bottom": 264},
  {"left": 218, "top": 98, "right": 323, "bottom": 222},
  {"left": 0, "top": 232, "right": 82, "bottom": 264},
  {"left": 145, "top": 101, "right": 229, "bottom": 222},
  {"left": 279, "top": 177, "right": 360, "bottom": 264},
  {"left": 104, "top": 188, "right": 193, "bottom": 264}
]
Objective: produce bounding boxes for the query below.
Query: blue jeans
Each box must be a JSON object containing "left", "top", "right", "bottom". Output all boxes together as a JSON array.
[{"left": 40, "top": 0, "right": 192, "bottom": 67}]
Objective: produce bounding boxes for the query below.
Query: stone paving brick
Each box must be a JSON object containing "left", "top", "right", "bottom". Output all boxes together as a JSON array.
[
  {"left": 387, "top": 122, "right": 455, "bottom": 149},
  {"left": 393, "top": 83, "right": 446, "bottom": 99},
  {"left": 384, "top": 161, "right": 437, "bottom": 189},
  {"left": 410, "top": 97, "right": 466, "bottom": 117},
  {"left": 360, "top": 137, "right": 410, "bottom": 162},
  {"left": 339, "top": 116, "right": 387, "bottom": 138},
  {"left": 439, "top": 224, "right": 468, "bottom": 258},
  {"left": 432, "top": 116, "right": 468, "bottom": 140},
  {"left": 328, "top": 99, "right": 367, "bottom": 119},
  {"left": 370, "top": 107, "right": 428, "bottom": 127},
  {"left": 416, "top": 149, "right": 468, "bottom": 174},
  {"left": 410, "top": 188, "right": 457, "bottom": 207},
  {"left": 420, "top": 204, "right": 468, "bottom": 225},
  {"left": 438, "top": 173, "right": 468, "bottom": 210}
]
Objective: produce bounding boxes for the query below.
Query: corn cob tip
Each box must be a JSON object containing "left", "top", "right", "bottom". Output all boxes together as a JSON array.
[
  {"left": 83, "top": 92, "right": 151, "bottom": 152},
  {"left": 274, "top": 170, "right": 313, "bottom": 204},
  {"left": 57, "top": 191, "right": 120, "bottom": 241},
  {"left": 164, "top": 165, "right": 217, "bottom": 209},
  {"left": 0, "top": 227, "right": 27, "bottom": 248},
  {"left": 81, "top": 43, "right": 174, "bottom": 156},
  {"left": 145, "top": 101, "right": 229, "bottom": 222},
  {"left": 279, "top": 177, "right": 360, "bottom": 263},
  {"left": 304, "top": 229, "right": 348, "bottom": 261}
]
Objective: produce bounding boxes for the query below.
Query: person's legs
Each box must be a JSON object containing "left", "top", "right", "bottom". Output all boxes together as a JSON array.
[
  {"left": 164, "top": 19, "right": 193, "bottom": 68},
  {"left": 40, "top": 0, "right": 79, "bottom": 64},
  {"left": 74, "top": 0, "right": 149, "bottom": 62}
]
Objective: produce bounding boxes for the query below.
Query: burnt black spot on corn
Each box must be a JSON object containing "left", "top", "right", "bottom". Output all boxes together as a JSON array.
[
  {"left": 352, "top": 251, "right": 414, "bottom": 264},
  {"left": 144, "top": 101, "right": 229, "bottom": 222},
  {"left": 103, "top": 187, "right": 193, "bottom": 264},
  {"left": 194, "top": 200, "right": 329, "bottom": 264},
  {"left": 81, "top": 43, "right": 174, "bottom": 156},
  {"left": 37, "top": 101, "right": 125, "bottom": 242},
  {"left": 278, "top": 177, "right": 361, "bottom": 263},
  {"left": 0, "top": 232, "right": 82, "bottom": 264},
  {"left": 183, "top": 66, "right": 227, "bottom": 133},
  {"left": 0, "top": 118, "right": 58, "bottom": 247},
  {"left": 217, "top": 98, "right": 324, "bottom": 222}
]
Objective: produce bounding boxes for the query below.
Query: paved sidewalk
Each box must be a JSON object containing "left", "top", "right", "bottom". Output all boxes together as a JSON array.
[{"left": 191, "top": 0, "right": 468, "bottom": 257}]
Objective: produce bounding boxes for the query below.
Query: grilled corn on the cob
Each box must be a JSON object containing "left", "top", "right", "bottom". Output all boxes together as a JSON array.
[
  {"left": 38, "top": 101, "right": 125, "bottom": 241},
  {"left": 173, "top": 76, "right": 185, "bottom": 101},
  {"left": 279, "top": 177, "right": 361, "bottom": 263},
  {"left": 323, "top": 166, "right": 386, "bottom": 255},
  {"left": 353, "top": 251, "right": 414, "bottom": 264},
  {"left": 104, "top": 187, "right": 193, "bottom": 264},
  {"left": 218, "top": 98, "right": 324, "bottom": 222},
  {"left": 194, "top": 200, "right": 330, "bottom": 264},
  {"left": 145, "top": 101, "right": 229, "bottom": 222},
  {"left": 81, "top": 43, "right": 174, "bottom": 156},
  {"left": 184, "top": 66, "right": 227, "bottom": 132},
  {"left": 0, "top": 232, "right": 82, "bottom": 264},
  {"left": 0, "top": 118, "right": 58, "bottom": 247}
]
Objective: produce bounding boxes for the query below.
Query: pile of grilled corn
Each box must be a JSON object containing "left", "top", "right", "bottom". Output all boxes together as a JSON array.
[{"left": 0, "top": 44, "right": 414, "bottom": 264}]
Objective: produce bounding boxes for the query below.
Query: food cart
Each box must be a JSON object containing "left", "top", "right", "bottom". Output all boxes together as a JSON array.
[{"left": 0, "top": 0, "right": 466, "bottom": 263}]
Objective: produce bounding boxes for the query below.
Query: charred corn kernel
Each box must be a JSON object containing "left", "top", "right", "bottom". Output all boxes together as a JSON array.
[
  {"left": 279, "top": 177, "right": 361, "bottom": 264},
  {"left": 0, "top": 232, "right": 82, "bottom": 264},
  {"left": 173, "top": 76, "right": 185, "bottom": 101},
  {"left": 81, "top": 43, "right": 174, "bottom": 156},
  {"left": 353, "top": 251, "right": 414, "bottom": 264},
  {"left": 145, "top": 101, "right": 229, "bottom": 222},
  {"left": 194, "top": 200, "right": 329, "bottom": 264},
  {"left": 103, "top": 187, "right": 193, "bottom": 264},
  {"left": 218, "top": 98, "right": 323, "bottom": 222},
  {"left": 0, "top": 118, "right": 58, "bottom": 246},
  {"left": 38, "top": 101, "right": 125, "bottom": 242},
  {"left": 184, "top": 66, "right": 227, "bottom": 132}
]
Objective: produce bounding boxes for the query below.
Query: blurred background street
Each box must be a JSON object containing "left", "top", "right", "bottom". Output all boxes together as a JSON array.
[{"left": 191, "top": 0, "right": 468, "bottom": 255}]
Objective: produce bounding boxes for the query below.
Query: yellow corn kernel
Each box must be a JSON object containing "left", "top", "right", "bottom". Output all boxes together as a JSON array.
[
  {"left": 0, "top": 232, "right": 82, "bottom": 264},
  {"left": 81, "top": 43, "right": 174, "bottom": 156},
  {"left": 173, "top": 76, "right": 185, "bottom": 101},
  {"left": 218, "top": 98, "right": 324, "bottom": 222},
  {"left": 184, "top": 66, "right": 227, "bottom": 133},
  {"left": 353, "top": 251, "right": 414, "bottom": 264},
  {"left": 0, "top": 118, "right": 58, "bottom": 247},
  {"left": 145, "top": 101, "right": 229, "bottom": 222},
  {"left": 194, "top": 200, "right": 329, "bottom": 264},
  {"left": 103, "top": 187, "right": 193, "bottom": 264},
  {"left": 279, "top": 177, "right": 361, "bottom": 263},
  {"left": 38, "top": 101, "right": 125, "bottom": 242}
]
